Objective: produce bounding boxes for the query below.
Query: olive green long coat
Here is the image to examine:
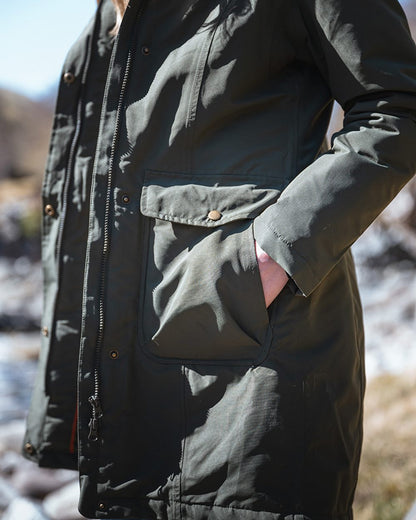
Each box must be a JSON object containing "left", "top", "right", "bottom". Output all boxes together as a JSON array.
[{"left": 24, "top": 0, "right": 416, "bottom": 518}]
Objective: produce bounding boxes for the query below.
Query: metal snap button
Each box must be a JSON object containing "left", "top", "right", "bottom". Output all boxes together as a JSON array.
[
  {"left": 63, "top": 71, "right": 75, "bottom": 84},
  {"left": 207, "top": 210, "right": 222, "bottom": 221},
  {"left": 109, "top": 349, "right": 119, "bottom": 360},
  {"left": 98, "top": 503, "right": 106, "bottom": 511},
  {"left": 41, "top": 326, "right": 49, "bottom": 337},
  {"left": 44, "top": 204, "right": 56, "bottom": 217},
  {"left": 24, "top": 443, "right": 34, "bottom": 455},
  {"left": 121, "top": 194, "right": 130, "bottom": 204},
  {"left": 141, "top": 45, "right": 150, "bottom": 55}
]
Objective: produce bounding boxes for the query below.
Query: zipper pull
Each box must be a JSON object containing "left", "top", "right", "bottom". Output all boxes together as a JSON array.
[
  {"left": 88, "top": 395, "right": 103, "bottom": 417},
  {"left": 88, "top": 396, "right": 103, "bottom": 441},
  {"left": 88, "top": 417, "right": 99, "bottom": 442}
]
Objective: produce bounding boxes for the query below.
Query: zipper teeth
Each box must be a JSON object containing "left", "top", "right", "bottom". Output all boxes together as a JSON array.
[
  {"left": 94, "top": 48, "right": 133, "bottom": 393},
  {"left": 88, "top": 0, "right": 147, "bottom": 442}
]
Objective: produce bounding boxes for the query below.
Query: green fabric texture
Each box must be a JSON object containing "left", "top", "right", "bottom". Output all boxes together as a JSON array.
[{"left": 23, "top": 0, "right": 416, "bottom": 518}]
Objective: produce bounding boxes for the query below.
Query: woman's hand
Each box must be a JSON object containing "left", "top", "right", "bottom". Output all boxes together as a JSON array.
[{"left": 255, "top": 241, "right": 289, "bottom": 307}]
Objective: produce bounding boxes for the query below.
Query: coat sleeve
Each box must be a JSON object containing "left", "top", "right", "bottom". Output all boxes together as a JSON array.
[{"left": 253, "top": 0, "right": 416, "bottom": 297}]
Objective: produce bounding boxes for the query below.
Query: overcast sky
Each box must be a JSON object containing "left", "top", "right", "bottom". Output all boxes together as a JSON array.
[{"left": 0, "top": 0, "right": 413, "bottom": 100}]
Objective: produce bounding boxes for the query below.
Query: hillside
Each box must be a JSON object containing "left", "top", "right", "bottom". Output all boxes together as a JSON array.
[
  {"left": 354, "top": 371, "right": 416, "bottom": 520},
  {"left": 0, "top": 88, "right": 53, "bottom": 202}
]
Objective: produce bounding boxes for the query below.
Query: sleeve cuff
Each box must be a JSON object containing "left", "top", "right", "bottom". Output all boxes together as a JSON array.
[{"left": 253, "top": 216, "right": 321, "bottom": 298}]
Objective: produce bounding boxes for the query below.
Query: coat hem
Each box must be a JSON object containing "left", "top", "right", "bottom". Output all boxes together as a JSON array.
[
  {"left": 82, "top": 496, "right": 353, "bottom": 520},
  {"left": 22, "top": 447, "right": 78, "bottom": 471}
]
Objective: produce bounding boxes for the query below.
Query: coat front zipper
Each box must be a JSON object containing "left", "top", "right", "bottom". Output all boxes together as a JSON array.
[{"left": 88, "top": 2, "right": 146, "bottom": 442}]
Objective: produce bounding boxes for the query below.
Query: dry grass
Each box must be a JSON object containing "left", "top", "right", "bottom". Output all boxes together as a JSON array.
[
  {"left": 0, "top": 178, "right": 40, "bottom": 204},
  {"left": 354, "top": 371, "right": 416, "bottom": 520},
  {"left": 0, "top": 88, "right": 52, "bottom": 190}
]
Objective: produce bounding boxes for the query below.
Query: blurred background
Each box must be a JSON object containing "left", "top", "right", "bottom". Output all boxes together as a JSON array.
[{"left": 0, "top": 1, "right": 415, "bottom": 519}]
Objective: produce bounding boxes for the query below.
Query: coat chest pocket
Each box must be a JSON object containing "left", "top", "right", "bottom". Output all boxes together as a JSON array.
[{"left": 139, "top": 170, "right": 281, "bottom": 364}]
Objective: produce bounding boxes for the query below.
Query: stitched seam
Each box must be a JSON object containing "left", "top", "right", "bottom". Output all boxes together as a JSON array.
[
  {"left": 262, "top": 222, "right": 321, "bottom": 283},
  {"left": 144, "top": 169, "right": 279, "bottom": 182},
  {"left": 104, "top": 496, "right": 351, "bottom": 519},
  {"left": 178, "top": 365, "right": 187, "bottom": 519},
  {"left": 267, "top": 0, "right": 281, "bottom": 79},
  {"left": 175, "top": 499, "right": 351, "bottom": 519},
  {"left": 263, "top": 223, "right": 294, "bottom": 248},
  {"left": 143, "top": 212, "right": 220, "bottom": 226},
  {"left": 293, "top": 69, "right": 301, "bottom": 181},
  {"left": 180, "top": 500, "right": 271, "bottom": 513}
]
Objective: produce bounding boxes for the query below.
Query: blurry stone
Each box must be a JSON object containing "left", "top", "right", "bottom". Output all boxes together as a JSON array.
[
  {"left": 405, "top": 499, "right": 416, "bottom": 520},
  {"left": 0, "top": 420, "right": 25, "bottom": 454},
  {"left": 0, "top": 360, "right": 38, "bottom": 424},
  {"left": 0, "top": 332, "right": 40, "bottom": 362},
  {"left": 0, "top": 257, "right": 42, "bottom": 331},
  {"left": 43, "top": 480, "right": 85, "bottom": 520},
  {"left": 353, "top": 222, "right": 416, "bottom": 270},
  {"left": 381, "top": 181, "right": 416, "bottom": 224},
  {"left": 14, "top": 256, "right": 33, "bottom": 276},
  {"left": 353, "top": 226, "right": 416, "bottom": 378},
  {"left": 11, "top": 463, "right": 77, "bottom": 499},
  {"left": 0, "top": 475, "right": 18, "bottom": 509},
  {"left": 0, "top": 314, "right": 40, "bottom": 333},
  {"left": 2, "top": 496, "right": 50, "bottom": 520},
  {"left": 0, "top": 450, "right": 22, "bottom": 476}
]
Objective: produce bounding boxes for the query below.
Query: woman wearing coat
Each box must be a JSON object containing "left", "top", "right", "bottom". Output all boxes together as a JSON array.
[{"left": 24, "top": 0, "right": 416, "bottom": 518}]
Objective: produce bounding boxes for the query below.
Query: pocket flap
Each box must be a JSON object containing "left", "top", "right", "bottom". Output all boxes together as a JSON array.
[{"left": 140, "top": 170, "right": 281, "bottom": 227}]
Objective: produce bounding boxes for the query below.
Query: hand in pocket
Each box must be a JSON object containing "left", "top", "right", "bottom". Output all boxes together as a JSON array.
[{"left": 255, "top": 241, "right": 289, "bottom": 307}]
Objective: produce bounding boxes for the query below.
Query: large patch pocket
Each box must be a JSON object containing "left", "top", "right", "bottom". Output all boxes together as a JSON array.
[{"left": 139, "top": 170, "right": 282, "bottom": 364}]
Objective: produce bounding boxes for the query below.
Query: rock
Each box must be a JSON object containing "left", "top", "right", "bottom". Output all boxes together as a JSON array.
[
  {"left": 0, "top": 333, "right": 40, "bottom": 363},
  {"left": 11, "top": 462, "right": 77, "bottom": 499},
  {"left": 404, "top": 499, "right": 416, "bottom": 520},
  {"left": 42, "top": 480, "right": 85, "bottom": 520},
  {"left": 353, "top": 221, "right": 416, "bottom": 270},
  {"left": 2, "top": 496, "right": 50, "bottom": 520},
  {"left": 380, "top": 178, "right": 416, "bottom": 227},
  {"left": 0, "top": 451, "right": 22, "bottom": 476},
  {"left": 0, "top": 258, "right": 42, "bottom": 332},
  {"left": 352, "top": 221, "right": 416, "bottom": 378},
  {"left": 0, "top": 355, "right": 38, "bottom": 425},
  {"left": 0, "top": 475, "right": 18, "bottom": 510},
  {"left": 0, "top": 420, "right": 25, "bottom": 455}
]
